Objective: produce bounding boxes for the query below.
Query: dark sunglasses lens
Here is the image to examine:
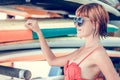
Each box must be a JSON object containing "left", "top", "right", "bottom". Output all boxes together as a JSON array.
[
  {"left": 78, "top": 18, "right": 83, "bottom": 26},
  {"left": 74, "top": 18, "right": 83, "bottom": 27},
  {"left": 78, "top": 22, "right": 83, "bottom": 26}
]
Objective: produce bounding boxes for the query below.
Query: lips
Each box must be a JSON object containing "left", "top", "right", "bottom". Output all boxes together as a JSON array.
[
  {"left": 77, "top": 29, "right": 81, "bottom": 31},
  {"left": 77, "top": 29, "right": 81, "bottom": 34}
]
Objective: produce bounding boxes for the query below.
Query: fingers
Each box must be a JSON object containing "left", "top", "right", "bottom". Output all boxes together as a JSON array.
[
  {"left": 25, "top": 19, "right": 37, "bottom": 29},
  {"left": 25, "top": 19, "right": 40, "bottom": 33}
]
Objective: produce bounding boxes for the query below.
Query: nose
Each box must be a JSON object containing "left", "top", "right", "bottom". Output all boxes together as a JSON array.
[{"left": 74, "top": 22, "right": 80, "bottom": 28}]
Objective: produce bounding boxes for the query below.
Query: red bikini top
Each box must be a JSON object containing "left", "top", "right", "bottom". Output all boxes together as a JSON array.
[{"left": 64, "top": 46, "right": 100, "bottom": 80}]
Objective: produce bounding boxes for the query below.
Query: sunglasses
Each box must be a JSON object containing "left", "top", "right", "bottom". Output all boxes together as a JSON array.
[{"left": 74, "top": 17, "right": 89, "bottom": 27}]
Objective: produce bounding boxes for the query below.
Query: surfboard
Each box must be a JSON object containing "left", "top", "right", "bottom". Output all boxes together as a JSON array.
[
  {"left": 0, "top": 0, "right": 120, "bottom": 20},
  {"left": 1, "top": 36, "right": 120, "bottom": 51},
  {"left": 0, "top": 48, "right": 120, "bottom": 63},
  {"left": 0, "top": 19, "right": 119, "bottom": 43},
  {"left": 0, "top": 19, "right": 74, "bottom": 43},
  {"left": 15, "top": 5, "right": 62, "bottom": 18},
  {"left": 0, "top": 5, "right": 62, "bottom": 19},
  {"left": 66, "top": 0, "right": 120, "bottom": 16}
]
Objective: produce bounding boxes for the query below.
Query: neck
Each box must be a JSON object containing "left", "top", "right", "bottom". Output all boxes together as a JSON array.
[{"left": 84, "top": 35, "right": 101, "bottom": 48}]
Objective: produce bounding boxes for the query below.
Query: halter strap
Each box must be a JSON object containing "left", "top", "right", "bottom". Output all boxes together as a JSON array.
[{"left": 78, "top": 46, "right": 100, "bottom": 65}]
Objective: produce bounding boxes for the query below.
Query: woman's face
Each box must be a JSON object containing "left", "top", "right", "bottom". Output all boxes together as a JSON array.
[{"left": 74, "top": 17, "right": 95, "bottom": 38}]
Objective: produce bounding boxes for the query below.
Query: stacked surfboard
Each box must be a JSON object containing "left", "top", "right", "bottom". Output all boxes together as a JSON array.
[
  {"left": 0, "top": 19, "right": 119, "bottom": 43},
  {"left": 0, "top": 19, "right": 120, "bottom": 60},
  {"left": 0, "top": 18, "right": 119, "bottom": 66}
]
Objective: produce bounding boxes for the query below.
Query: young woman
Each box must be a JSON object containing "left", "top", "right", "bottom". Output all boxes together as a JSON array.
[{"left": 25, "top": 3, "right": 120, "bottom": 80}]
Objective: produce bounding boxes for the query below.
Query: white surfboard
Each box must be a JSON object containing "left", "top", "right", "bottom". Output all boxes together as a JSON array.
[
  {"left": 66, "top": 0, "right": 120, "bottom": 16},
  {"left": 1, "top": 37, "right": 120, "bottom": 51}
]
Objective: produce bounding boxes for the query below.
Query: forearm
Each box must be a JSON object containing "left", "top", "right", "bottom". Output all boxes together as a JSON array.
[
  {"left": 37, "top": 31, "right": 56, "bottom": 65},
  {"left": 25, "top": 19, "right": 66, "bottom": 66}
]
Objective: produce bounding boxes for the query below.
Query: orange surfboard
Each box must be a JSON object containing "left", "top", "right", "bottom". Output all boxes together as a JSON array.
[
  {"left": 0, "top": 5, "right": 62, "bottom": 19},
  {"left": 0, "top": 30, "right": 32, "bottom": 43},
  {"left": 15, "top": 5, "right": 62, "bottom": 18}
]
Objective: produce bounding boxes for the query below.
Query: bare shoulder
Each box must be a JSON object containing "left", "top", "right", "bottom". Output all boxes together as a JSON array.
[
  {"left": 91, "top": 47, "right": 120, "bottom": 80},
  {"left": 91, "top": 46, "right": 110, "bottom": 64},
  {"left": 92, "top": 46, "right": 108, "bottom": 56}
]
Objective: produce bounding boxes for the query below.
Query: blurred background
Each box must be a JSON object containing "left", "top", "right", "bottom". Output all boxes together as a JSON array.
[{"left": 0, "top": 0, "right": 120, "bottom": 80}]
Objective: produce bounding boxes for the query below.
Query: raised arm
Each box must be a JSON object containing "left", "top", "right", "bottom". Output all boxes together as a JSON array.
[{"left": 25, "top": 19, "right": 77, "bottom": 66}]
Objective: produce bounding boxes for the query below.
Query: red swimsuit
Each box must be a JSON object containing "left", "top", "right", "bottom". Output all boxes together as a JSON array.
[{"left": 64, "top": 46, "right": 100, "bottom": 80}]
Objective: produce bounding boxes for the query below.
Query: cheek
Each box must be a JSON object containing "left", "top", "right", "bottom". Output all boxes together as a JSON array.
[
  {"left": 76, "top": 22, "right": 95, "bottom": 37},
  {"left": 83, "top": 28, "right": 91, "bottom": 35},
  {"left": 85, "top": 27, "right": 95, "bottom": 36},
  {"left": 77, "top": 27, "right": 94, "bottom": 37},
  {"left": 83, "top": 22, "right": 95, "bottom": 35}
]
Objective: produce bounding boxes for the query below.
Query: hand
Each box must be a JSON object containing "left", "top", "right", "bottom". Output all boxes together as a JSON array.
[{"left": 25, "top": 19, "right": 40, "bottom": 33}]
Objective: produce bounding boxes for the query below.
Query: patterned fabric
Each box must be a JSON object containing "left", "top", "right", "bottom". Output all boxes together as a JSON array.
[
  {"left": 64, "top": 60, "right": 86, "bottom": 80},
  {"left": 64, "top": 46, "right": 101, "bottom": 80}
]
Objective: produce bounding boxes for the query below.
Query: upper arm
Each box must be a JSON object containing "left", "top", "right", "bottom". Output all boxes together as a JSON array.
[
  {"left": 93, "top": 49, "right": 120, "bottom": 80},
  {"left": 50, "top": 49, "right": 79, "bottom": 67}
]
